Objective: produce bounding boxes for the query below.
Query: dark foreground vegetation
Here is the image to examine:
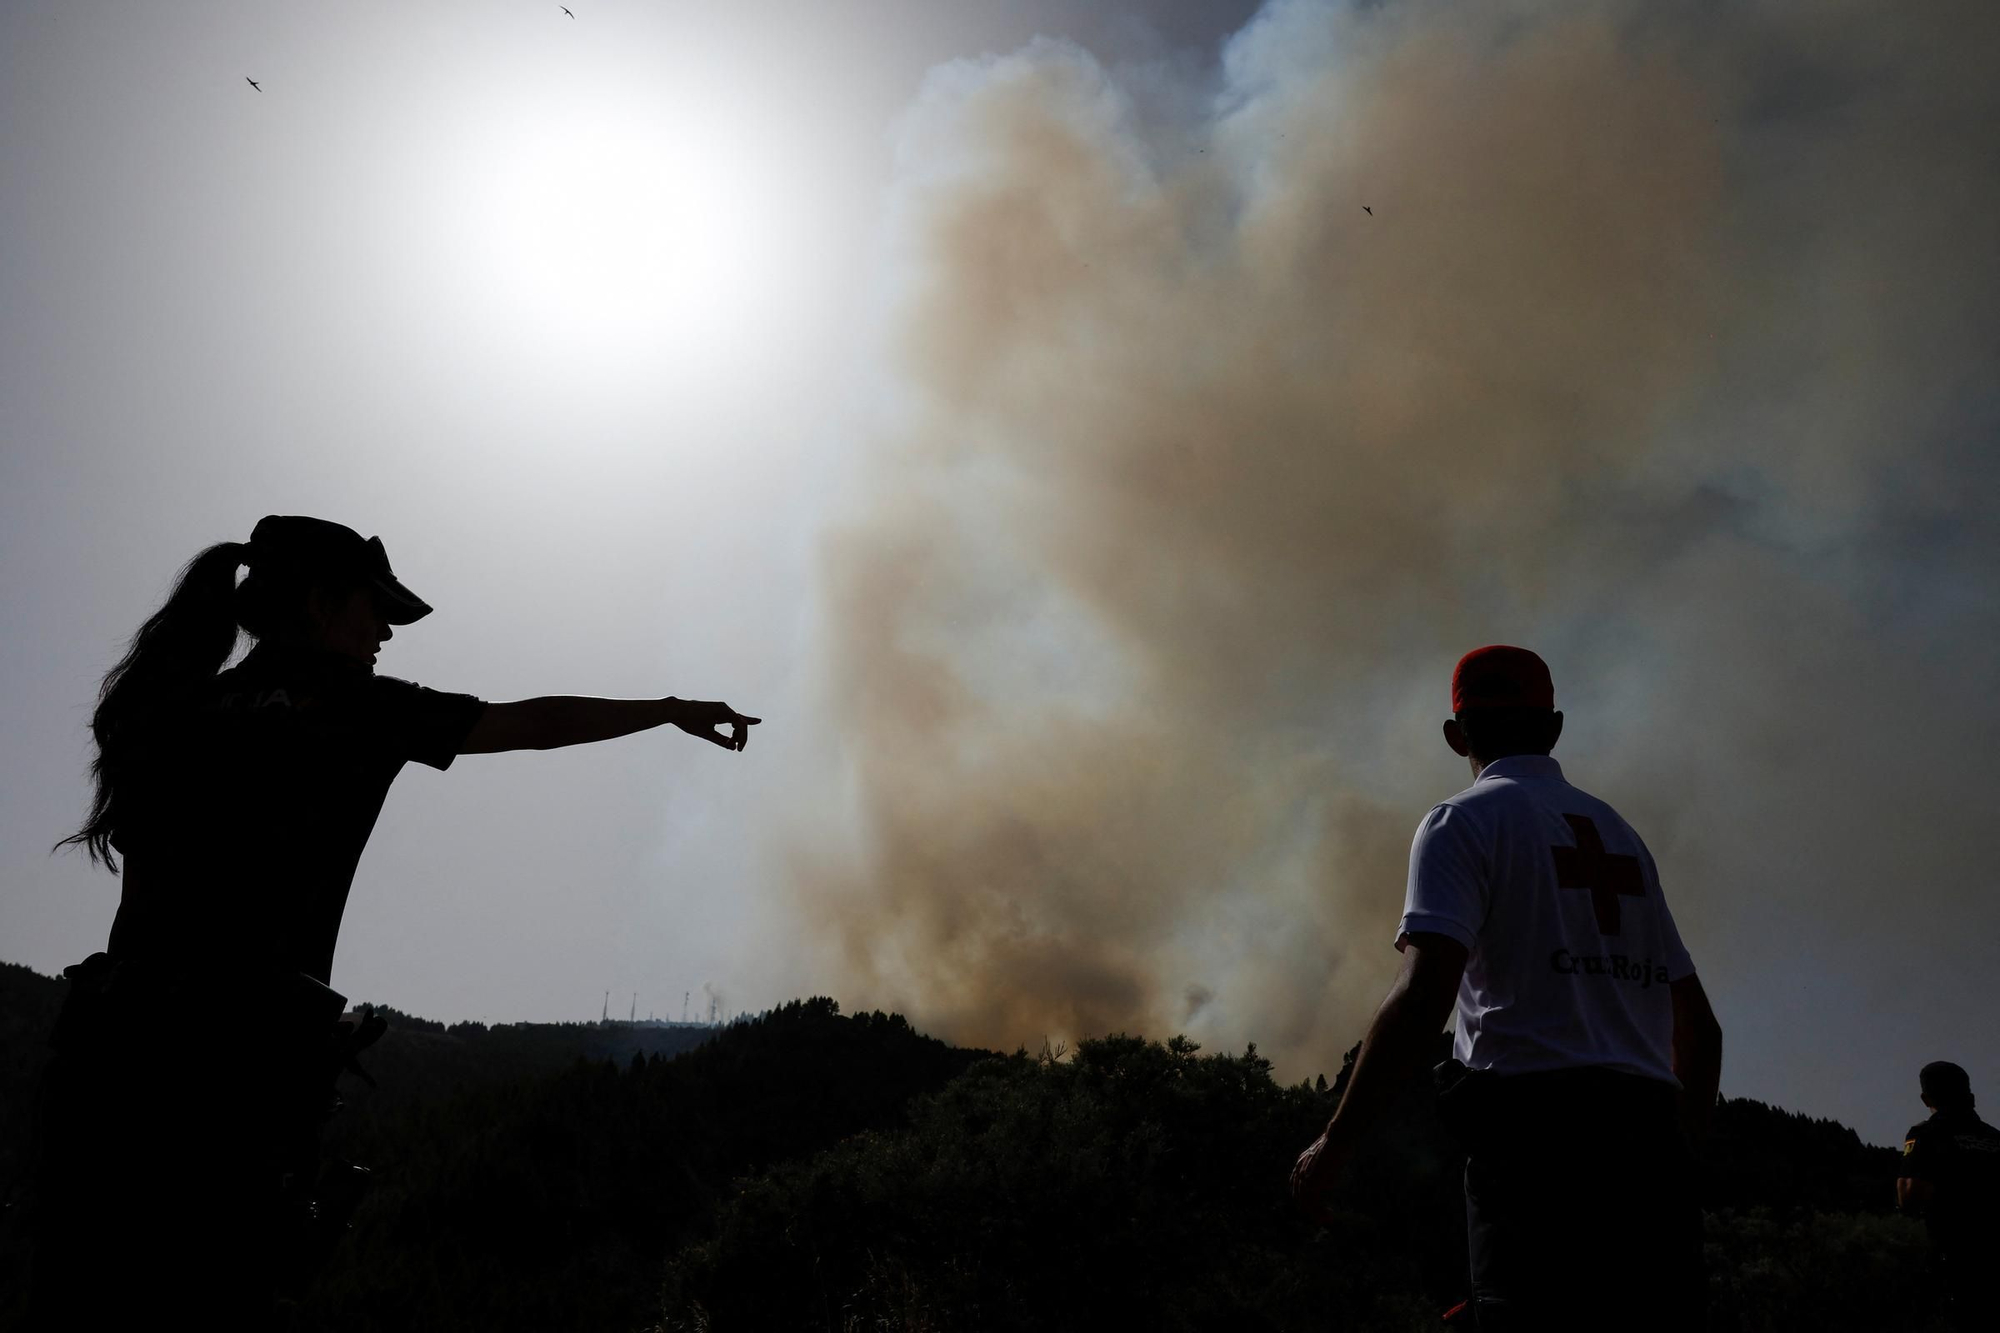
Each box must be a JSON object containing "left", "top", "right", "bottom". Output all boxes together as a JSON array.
[{"left": 0, "top": 960, "right": 1947, "bottom": 1331}]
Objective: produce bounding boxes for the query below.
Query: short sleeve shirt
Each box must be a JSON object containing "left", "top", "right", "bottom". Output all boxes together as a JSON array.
[
  {"left": 1397, "top": 755, "right": 1694, "bottom": 1084},
  {"left": 106, "top": 644, "right": 486, "bottom": 983},
  {"left": 1902, "top": 1110, "right": 2000, "bottom": 1253}
]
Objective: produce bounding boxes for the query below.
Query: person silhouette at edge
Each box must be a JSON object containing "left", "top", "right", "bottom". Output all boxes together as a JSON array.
[
  {"left": 27, "top": 515, "right": 759, "bottom": 1330},
  {"left": 1897, "top": 1061, "right": 2000, "bottom": 1328},
  {"left": 1288, "top": 646, "right": 1724, "bottom": 1331}
]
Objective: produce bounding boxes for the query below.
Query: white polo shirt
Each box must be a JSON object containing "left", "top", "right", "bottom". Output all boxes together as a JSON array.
[{"left": 1396, "top": 755, "right": 1694, "bottom": 1085}]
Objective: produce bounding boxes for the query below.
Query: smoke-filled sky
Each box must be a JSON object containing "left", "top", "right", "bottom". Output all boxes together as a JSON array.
[{"left": 4, "top": 0, "right": 1996, "bottom": 1146}]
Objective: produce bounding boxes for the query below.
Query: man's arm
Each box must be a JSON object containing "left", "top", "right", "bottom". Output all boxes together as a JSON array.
[
  {"left": 1670, "top": 972, "right": 1723, "bottom": 1150},
  {"left": 460, "top": 696, "right": 759, "bottom": 754},
  {"left": 1896, "top": 1128, "right": 1937, "bottom": 1213},
  {"left": 1292, "top": 932, "right": 1467, "bottom": 1208}
]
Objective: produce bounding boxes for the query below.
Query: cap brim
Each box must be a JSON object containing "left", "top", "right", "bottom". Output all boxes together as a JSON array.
[{"left": 372, "top": 576, "right": 433, "bottom": 625}]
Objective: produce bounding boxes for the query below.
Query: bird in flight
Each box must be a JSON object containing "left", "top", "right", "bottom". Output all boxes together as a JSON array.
[
  {"left": 1362, "top": 205, "right": 1372, "bottom": 215},
  {"left": 246, "top": 77, "right": 261, "bottom": 92},
  {"left": 561, "top": 5, "right": 574, "bottom": 15}
]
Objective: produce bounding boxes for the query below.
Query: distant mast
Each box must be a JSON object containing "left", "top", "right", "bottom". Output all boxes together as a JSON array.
[
  {"left": 629, "top": 993, "right": 636, "bottom": 1023},
  {"left": 601, "top": 991, "right": 609, "bottom": 1024}
]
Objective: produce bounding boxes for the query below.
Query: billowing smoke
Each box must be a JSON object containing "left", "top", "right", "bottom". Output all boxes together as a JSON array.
[{"left": 790, "top": 0, "right": 2000, "bottom": 1096}]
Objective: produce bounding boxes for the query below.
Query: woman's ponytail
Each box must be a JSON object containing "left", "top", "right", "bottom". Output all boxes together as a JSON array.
[{"left": 56, "top": 541, "right": 251, "bottom": 871}]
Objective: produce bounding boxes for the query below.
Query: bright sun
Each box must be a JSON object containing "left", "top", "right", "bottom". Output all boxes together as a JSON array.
[{"left": 439, "top": 92, "right": 796, "bottom": 376}]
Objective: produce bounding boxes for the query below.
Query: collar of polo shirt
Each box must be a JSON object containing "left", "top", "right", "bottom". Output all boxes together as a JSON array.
[{"left": 1476, "top": 755, "right": 1564, "bottom": 782}]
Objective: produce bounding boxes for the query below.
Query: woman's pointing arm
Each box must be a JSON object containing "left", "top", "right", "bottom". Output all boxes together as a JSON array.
[{"left": 459, "top": 696, "right": 760, "bottom": 754}]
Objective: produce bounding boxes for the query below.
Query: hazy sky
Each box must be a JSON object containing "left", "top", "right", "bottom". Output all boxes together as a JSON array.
[{"left": 4, "top": 0, "right": 1996, "bottom": 1148}]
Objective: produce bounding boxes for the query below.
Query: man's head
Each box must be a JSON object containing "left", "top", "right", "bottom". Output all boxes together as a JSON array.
[
  {"left": 1920, "top": 1061, "right": 1976, "bottom": 1113},
  {"left": 1441, "top": 646, "right": 1563, "bottom": 774}
]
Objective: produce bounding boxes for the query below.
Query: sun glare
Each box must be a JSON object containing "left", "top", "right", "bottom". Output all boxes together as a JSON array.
[{"left": 439, "top": 93, "right": 797, "bottom": 377}]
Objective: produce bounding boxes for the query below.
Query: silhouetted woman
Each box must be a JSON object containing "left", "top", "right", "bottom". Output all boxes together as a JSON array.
[{"left": 29, "top": 515, "right": 758, "bottom": 1329}]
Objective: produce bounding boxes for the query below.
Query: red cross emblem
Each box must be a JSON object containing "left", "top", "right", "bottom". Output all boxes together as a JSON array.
[{"left": 1551, "top": 813, "right": 1644, "bottom": 934}]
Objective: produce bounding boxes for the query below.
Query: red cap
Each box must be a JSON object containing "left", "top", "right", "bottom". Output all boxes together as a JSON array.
[{"left": 1451, "top": 646, "right": 1554, "bottom": 712}]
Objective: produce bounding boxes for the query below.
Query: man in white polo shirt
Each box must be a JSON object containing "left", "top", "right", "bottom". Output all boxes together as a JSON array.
[{"left": 1291, "top": 645, "right": 1724, "bottom": 1330}]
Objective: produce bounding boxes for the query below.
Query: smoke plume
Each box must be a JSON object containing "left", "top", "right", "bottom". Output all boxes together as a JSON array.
[{"left": 791, "top": 0, "right": 2000, "bottom": 1093}]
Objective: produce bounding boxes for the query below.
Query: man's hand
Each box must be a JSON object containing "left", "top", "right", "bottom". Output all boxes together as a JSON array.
[
  {"left": 669, "top": 698, "right": 761, "bottom": 751},
  {"left": 1669, "top": 972, "right": 1722, "bottom": 1151},
  {"left": 1286, "top": 933, "right": 1467, "bottom": 1225},
  {"left": 1290, "top": 1128, "right": 1351, "bottom": 1223}
]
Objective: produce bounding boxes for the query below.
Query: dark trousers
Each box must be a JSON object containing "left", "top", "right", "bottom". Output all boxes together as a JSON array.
[
  {"left": 1452, "top": 1067, "right": 1704, "bottom": 1332},
  {"left": 23, "top": 964, "right": 337, "bottom": 1331},
  {"left": 1934, "top": 1245, "right": 1993, "bottom": 1331}
]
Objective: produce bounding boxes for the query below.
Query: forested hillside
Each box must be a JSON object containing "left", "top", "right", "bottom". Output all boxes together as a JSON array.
[{"left": 0, "top": 961, "right": 1947, "bottom": 1331}]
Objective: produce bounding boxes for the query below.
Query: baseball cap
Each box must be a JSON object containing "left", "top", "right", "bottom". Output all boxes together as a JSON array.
[
  {"left": 245, "top": 515, "right": 434, "bottom": 625},
  {"left": 1920, "top": 1061, "right": 1974, "bottom": 1106},
  {"left": 1451, "top": 645, "right": 1555, "bottom": 713}
]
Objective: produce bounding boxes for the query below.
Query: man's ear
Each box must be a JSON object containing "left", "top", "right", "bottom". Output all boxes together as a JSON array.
[
  {"left": 1548, "top": 710, "right": 1564, "bottom": 751},
  {"left": 1442, "top": 718, "right": 1470, "bottom": 757}
]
